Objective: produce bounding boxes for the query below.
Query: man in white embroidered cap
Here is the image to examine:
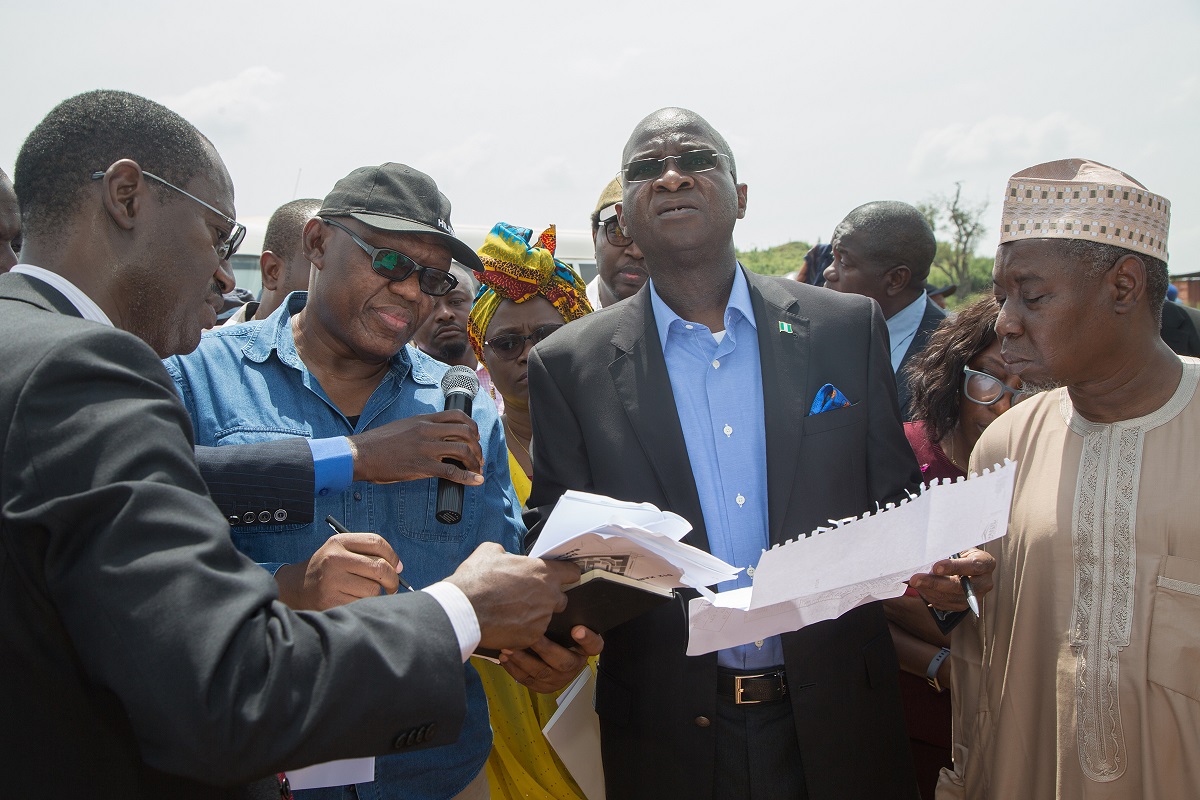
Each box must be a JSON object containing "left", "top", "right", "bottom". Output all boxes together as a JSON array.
[{"left": 939, "top": 159, "right": 1199, "bottom": 799}]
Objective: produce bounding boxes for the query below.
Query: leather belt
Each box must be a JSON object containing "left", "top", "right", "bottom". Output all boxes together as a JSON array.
[{"left": 717, "top": 669, "right": 788, "bottom": 704}]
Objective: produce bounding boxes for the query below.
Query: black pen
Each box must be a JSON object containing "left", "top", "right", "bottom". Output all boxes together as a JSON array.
[
  {"left": 953, "top": 552, "right": 980, "bottom": 618},
  {"left": 325, "top": 514, "right": 416, "bottom": 592}
]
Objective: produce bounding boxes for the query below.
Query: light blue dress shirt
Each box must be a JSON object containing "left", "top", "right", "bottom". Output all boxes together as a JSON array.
[
  {"left": 649, "top": 266, "right": 783, "bottom": 671},
  {"left": 886, "top": 290, "right": 929, "bottom": 375}
]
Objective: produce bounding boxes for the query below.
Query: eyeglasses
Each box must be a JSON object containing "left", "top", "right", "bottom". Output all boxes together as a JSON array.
[
  {"left": 321, "top": 217, "right": 458, "bottom": 297},
  {"left": 622, "top": 149, "right": 729, "bottom": 183},
  {"left": 963, "top": 367, "right": 1033, "bottom": 406},
  {"left": 484, "top": 324, "right": 564, "bottom": 361},
  {"left": 90, "top": 169, "right": 246, "bottom": 260},
  {"left": 601, "top": 217, "right": 633, "bottom": 248}
]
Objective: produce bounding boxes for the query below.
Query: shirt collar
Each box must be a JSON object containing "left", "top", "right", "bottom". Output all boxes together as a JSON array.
[
  {"left": 649, "top": 263, "right": 757, "bottom": 353},
  {"left": 241, "top": 290, "right": 434, "bottom": 385},
  {"left": 886, "top": 290, "right": 928, "bottom": 341},
  {"left": 9, "top": 264, "right": 114, "bottom": 327}
]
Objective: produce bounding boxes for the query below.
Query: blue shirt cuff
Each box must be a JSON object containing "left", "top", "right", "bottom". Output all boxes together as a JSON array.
[{"left": 307, "top": 436, "right": 354, "bottom": 498}]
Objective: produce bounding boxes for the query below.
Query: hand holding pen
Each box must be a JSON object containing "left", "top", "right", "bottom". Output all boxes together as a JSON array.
[
  {"left": 907, "top": 548, "right": 994, "bottom": 618},
  {"left": 326, "top": 515, "right": 415, "bottom": 592},
  {"left": 272, "top": 517, "right": 411, "bottom": 611}
]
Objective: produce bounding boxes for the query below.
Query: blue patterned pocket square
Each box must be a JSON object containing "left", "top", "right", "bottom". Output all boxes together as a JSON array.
[{"left": 809, "top": 384, "right": 853, "bottom": 415}]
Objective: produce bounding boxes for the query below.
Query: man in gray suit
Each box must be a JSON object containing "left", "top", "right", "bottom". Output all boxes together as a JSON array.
[
  {"left": 525, "top": 108, "right": 993, "bottom": 800},
  {"left": 0, "top": 89, "right": 578, "bottom": 798}
]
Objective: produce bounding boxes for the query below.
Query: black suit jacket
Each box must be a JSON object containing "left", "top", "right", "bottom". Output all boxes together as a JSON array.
[
  {"left": 527, "top": 270, "right": 922, "bottom": 800},
  {"left": 895, "top": 296, "right": 947, "bottom": 420},
  {"left": 0, "top": 272, "right": 466, "bottom": 798},
  {"left": 1160, "top": 301, "right": 1200, "bottom": 357}
]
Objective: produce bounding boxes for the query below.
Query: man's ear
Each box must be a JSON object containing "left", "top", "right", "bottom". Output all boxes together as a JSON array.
[
  {"left": 97, "top": 159, "right": 148, "bottom": 233},
  {"left": 259, "top": 251, "right": 285, "bottom": 291},
  {"left": 302, "top": 217, "right": 327, "bottom": 271},
  {"left": 736, "top": 183, "right": 749, "bottom": 219},
  {"left": 884, "top": 265, "right": 912, "bottom": 296},
  {"left": 1110, "top": 253, "right": 1146, "bottom": 316}
]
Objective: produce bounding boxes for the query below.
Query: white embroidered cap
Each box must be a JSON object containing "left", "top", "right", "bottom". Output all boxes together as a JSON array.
[{"left": 999, "top": 158, "right": 1169, "bottom": 261}]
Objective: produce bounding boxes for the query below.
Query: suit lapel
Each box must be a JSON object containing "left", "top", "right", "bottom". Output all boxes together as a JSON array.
[
  {"left": 748, "top": 272, "right": 811, "bottom": 547},
  {"left": 608, "top": 290, "right": 710, "bottom": 553}
]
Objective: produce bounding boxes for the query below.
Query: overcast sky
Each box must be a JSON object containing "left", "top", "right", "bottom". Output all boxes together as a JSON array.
[{"left": 6, "top": 0, "right": 1199, "bottom": 273}]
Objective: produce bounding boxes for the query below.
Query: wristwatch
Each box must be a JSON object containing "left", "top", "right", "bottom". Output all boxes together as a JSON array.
[{"left": 926, "top": 647, "right": 951, "bottom": 693}]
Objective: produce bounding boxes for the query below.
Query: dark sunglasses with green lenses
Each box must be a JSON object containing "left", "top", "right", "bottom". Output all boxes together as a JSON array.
[{"left": 321, "top": 217, "right": 458, "bottom": 297}]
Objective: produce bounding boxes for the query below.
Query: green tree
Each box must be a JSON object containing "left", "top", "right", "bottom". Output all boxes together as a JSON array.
[
  {"left": 736, "top": 240, "right": 812, "bottom": 277},
  {"left": 918, "top": 183, "right": 989, "bottom": 297}
]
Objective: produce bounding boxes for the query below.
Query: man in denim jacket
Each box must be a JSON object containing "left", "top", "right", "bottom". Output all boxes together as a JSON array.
[{"left": 167, "top": 163, "right": 596, "bottom": 800}]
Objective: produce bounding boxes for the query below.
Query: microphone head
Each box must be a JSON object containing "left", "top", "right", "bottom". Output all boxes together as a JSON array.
[{"left": 439, "top": 364, "right": 480, "bottom": 399}]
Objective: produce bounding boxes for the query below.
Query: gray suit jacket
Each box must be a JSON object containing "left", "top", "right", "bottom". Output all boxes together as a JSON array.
[
  {"left": 527, "top": 269, "right": 922, "bottom": 800},
  {"left": 0, "top": 272, "right": 466, "bottom": 798}
]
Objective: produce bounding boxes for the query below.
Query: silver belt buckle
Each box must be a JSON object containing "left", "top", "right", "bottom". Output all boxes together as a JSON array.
[{"left": 734, "top": 672, "right": 771, "bottom": 705}]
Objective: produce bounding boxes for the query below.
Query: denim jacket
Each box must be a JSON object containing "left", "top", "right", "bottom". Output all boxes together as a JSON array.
[{"left": 164, "top": 292, "right": 523, "bottom": 800}]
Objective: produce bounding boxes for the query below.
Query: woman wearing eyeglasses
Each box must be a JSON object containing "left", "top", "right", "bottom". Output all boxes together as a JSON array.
[
  {"left": 465, "top": 222, "right": 594, "bottom": 800},
  {"left": 888, "top": 295, "right": 1030, "bottom": 800},
  {"left": 467, "top": 223, "right": 593, "bottom": 508}
]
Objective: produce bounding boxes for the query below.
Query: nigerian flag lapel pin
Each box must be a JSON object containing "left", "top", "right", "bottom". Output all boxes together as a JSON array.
[{"left": 778, "top": 321, "right": 794, "bottom": 335}]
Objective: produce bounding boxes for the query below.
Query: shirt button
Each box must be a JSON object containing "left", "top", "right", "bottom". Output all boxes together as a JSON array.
[
  {"left": 735, "top": 493, "right": 746, "bottom": 507},
  {"left": 712, "top": 360, "right": 720, "bottom": 369},
  {"left": 685, "top": 324, "right": 694, "bottom": 330},
  {"left": 723, "top": 424, "right": 733, "bottom": 437},
  {"left": 755, "top": 639, "right": 765, "bottom": 648},
  {"left": 318, "top": 488, "right": 330, "bottom": 496},
  {"left": 694, "top": 716, "right": 711, "bottom": 728},
  {"left": 353, "top": 491, "right": 363, "bottom": 501},
  {"left": 746, "top": 566, "right": 756, "bottom": 577}
]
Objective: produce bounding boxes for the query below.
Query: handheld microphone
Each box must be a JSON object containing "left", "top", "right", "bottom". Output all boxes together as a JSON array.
[{"left": 435, "top": 365, "right": 481, "bottom": 525}]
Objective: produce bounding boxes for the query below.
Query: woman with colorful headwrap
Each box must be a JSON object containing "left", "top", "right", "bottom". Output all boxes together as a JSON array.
[
  {"left": 467, "top": 222, "right": 592, "bottom": 507},
  {"left": 467, "top": 223, "right": 594, "bottom": 800}
]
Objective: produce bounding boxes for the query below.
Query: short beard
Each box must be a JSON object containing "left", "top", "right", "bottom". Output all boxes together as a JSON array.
[
  {"left": 434, "top": 338, "right": 468, "bottom": 362},
  {"left": 1021, "top": 378, "right": 1062, "bottom": 394}
]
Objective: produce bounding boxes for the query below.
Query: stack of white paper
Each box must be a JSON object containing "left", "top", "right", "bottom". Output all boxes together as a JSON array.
[
  {"left": 686, "top": 461, "right": 1016, "bottom": 655},
  {"left": 532, "top": 490, "right": 740, "bottom": 590}
]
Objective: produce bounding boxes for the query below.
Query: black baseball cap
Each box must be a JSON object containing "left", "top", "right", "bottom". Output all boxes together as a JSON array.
[{"left": 318, "top": 163, "right": 483, "bottom": 271}]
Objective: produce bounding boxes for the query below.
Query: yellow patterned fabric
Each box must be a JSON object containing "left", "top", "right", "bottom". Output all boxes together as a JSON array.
[{"left": 467, "top": 223, "right": 592, "bottom": 361}]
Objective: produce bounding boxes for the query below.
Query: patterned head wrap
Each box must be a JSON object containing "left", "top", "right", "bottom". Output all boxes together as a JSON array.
[{"left": 467, "top": 223, "right": 593, "bottom": 361}]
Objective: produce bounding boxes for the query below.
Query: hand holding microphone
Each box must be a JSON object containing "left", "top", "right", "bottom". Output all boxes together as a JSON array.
[
  {"left": 344, "top": 365, "right": 484, "bottom": 489},
  {"left": 434, "top": 366, "right": 481, "bottom": 524}
]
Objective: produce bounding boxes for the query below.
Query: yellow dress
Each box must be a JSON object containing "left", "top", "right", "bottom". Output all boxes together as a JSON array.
[{"left": 477, "top": 449, "right": 589, "bottom": 800}]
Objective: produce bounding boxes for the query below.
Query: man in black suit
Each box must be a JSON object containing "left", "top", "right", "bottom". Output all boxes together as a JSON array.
[
  {"left": 823, "top": 201, "right": 946, "bottom": 419},
  {"left": 0, "top": 89, "right": 578, "bottom": 798},
  {"left": 525, "top": 108, "right": 993, "bottom": 799}
]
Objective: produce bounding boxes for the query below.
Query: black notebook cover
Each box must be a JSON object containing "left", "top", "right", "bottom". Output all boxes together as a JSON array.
[{"left": 544, "top": 569, "right": 674, "bottom": 648}]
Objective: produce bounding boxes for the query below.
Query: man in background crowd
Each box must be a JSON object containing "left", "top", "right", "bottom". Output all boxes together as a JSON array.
[
  {"left": 412, "top": 261, "right": 502, "bottom": 411},
  {"left": 0, "top": 167, "right": 20, "bottom": 272},
  {"left": 586, "top": 175, "right": 647, "bottom": 309},
  {"left": 823, "top": 201, "right": 945, "bottom": 418},
  {"left": 225, "top": 197, "right": 321, "bottom": 325}
]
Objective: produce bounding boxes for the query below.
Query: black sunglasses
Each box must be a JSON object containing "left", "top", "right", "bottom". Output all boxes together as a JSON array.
[
  {"left": 622, "top": 149, "right": 729, "bottom": 184},
  {"left": 484, "top": 324, "right": 564, "bottom": 361},
  {"left": 321, "top": 217, "right": 458, "bottom": 297}
]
